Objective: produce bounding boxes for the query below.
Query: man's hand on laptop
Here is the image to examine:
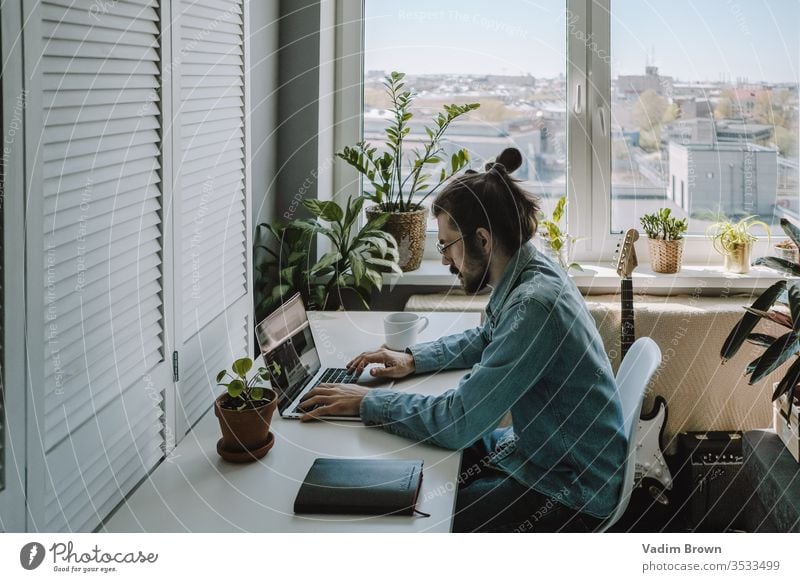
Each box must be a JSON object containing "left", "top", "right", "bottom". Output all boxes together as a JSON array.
[
  {"left": 346, "top": 348, "right": 416, "bottom": 379},
  {"left": 298, "top": 384, "right": 368, "bottom": 421}
]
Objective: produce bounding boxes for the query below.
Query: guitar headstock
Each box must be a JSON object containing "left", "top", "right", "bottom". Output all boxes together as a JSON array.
[{"left": 615, "top": 228, "right": 640, "bottom": 279}]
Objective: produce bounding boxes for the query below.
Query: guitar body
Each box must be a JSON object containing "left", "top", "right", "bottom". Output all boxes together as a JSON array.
[
  {"left": 615, "top": 229, "right": 673, "bottom": 500},
  {"left": 635, "top": 396, "right": 673, "bottom": 496}
]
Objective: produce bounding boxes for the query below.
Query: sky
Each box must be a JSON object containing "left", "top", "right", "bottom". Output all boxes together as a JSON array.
[{"left": 364, "top": 0, "right": 800, "bottom": 83}]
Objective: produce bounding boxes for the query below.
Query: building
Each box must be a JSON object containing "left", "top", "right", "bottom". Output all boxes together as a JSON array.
[
  {"left": 616, "top": 66, "right": 674, "bottom": 99},
  {"left": 668, "top": 142, "right": 778, "bottom": 216}
]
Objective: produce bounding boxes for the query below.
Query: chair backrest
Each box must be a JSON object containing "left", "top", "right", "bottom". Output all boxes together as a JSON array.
[{"left": 598, "top": 337, "right": 662, "bottom": 532}]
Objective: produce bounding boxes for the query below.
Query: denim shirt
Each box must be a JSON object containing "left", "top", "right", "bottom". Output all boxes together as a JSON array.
[{"left": 359, "top": 241, "right": 627, "bottom": 518}]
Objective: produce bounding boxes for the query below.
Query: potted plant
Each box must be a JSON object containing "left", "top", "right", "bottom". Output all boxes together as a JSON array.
[
  {"left": 537, "top": 195, "right": 583, "bottom": 272},
  {"left": 214, "top": 357, "right": 277, "bottom": 463},
  {"left": 774, "top": 239, "right": 800, "bottom": 265},
  {"left": 721, "top": 218, "right": 800, "bottom": 460},
  {"left": 640, "top": 208, "right": 688, "bottom": 273},
  {"left": 337, "top": 71, "right": 479, "bottom": 271},
  {"left": 254, "top": 195, "right": 400, "bottom": 319},
  {"left": 706, "top": 215, "right": 770, "bottom": 274}
]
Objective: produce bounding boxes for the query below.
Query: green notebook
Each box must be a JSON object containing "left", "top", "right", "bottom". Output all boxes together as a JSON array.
[{"left": 293, "top": 458, "right": 426, "bottom": 516}]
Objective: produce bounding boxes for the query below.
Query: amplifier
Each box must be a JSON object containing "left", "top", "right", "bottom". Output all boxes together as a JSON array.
[{"left": 676, "top": 431, "right": 746, "bottom": 532}]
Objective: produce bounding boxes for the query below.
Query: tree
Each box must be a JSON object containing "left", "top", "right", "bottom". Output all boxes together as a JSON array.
[
  {"left": 715, "top": 98, "right": 732, "bottom": 119},
  {"left": 715, "top": 88, "right": 736, "bottom": 120},
  {"left": 471, "top": 99, "right": 514, "bottom": 122},
  {"left": 775, "top": 126, "right": 798, "bottom": 157},
  {"left": 634, "top": 90, "right": 667, "bottom": 133},
  {"left": 663, "top": 102, "right": 679, "bottom": 124}
]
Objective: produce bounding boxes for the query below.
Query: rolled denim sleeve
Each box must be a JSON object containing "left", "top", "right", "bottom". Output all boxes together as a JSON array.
[
  {"left": 406, "top": 325, "right": 489, "bottom": 374},
  {"left": 360, "top": 299, "right": 558, "bottom": 449}
]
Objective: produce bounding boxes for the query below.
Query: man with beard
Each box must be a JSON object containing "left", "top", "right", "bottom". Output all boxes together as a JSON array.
[{"left": 298, "top": 148, "right": 626, "bottom": 532}]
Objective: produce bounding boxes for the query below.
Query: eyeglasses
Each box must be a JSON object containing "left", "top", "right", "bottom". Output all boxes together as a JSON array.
[{"left": 436, "top": 233, "right": 473, "bottom": 255}]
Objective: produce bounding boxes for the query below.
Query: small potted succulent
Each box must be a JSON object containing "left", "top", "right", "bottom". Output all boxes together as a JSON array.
[
  {"left": 214, "top": 357, "right": 277, "bottom": 463},
  {"left": 706, "top": 215, "right": 770, "bottom": 274},
  {"left": 774, "top": 239, "right": 800, "bottom": 265},
  {"left": 640, "top": 208, "right": 688, "bottom": 273},
  {"left": 337, "top": 71, "right": 479, "bottom": 271}
]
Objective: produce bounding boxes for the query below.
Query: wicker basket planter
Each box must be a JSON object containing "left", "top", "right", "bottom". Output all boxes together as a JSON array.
[
  {"left": 648, "top": 238, "right": 684, "bottom": 274},
  {"left": 366, "top": 206, "right": 428, "bottom": 272}
]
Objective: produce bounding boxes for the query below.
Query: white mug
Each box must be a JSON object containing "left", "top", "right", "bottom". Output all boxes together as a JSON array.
[{"left": 383, "top": 313, "right": 429, "bottom": 351}]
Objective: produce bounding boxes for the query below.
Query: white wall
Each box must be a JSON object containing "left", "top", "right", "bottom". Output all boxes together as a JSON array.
[{"left": 249, "top": 0, "right": 280, "bottom": 228}]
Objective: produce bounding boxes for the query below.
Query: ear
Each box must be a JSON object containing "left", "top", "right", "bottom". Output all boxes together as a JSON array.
[{"left": 474, "top": 227, "right": 493, "bottom": 254}]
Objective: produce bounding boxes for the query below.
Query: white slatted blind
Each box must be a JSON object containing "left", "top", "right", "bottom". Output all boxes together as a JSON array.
[
  {"left": 177, "top": 0, "right": 249, "bottom": 432},
  {"left": 41, "top": 0, "right": 165, "bottom": 532}
]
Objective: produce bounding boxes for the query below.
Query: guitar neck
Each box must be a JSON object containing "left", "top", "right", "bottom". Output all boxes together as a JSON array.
[{"left": 620, "top": 278, "right": 635, "bottom": 359}]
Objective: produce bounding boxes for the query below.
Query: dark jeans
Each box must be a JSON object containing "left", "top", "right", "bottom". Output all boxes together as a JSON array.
[{"left": 452, "top": 432, "right": 605, "bottom": 533}]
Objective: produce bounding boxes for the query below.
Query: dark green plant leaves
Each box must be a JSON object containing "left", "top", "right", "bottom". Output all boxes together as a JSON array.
[
  {"left": 789, "top": 283, "right": 800, "bottom": 330},
  {"left": 747, "top": 333, "right": 778, "bottom": 348},
  {"left": 780, "top": 217, "right": 800, "bottom": 248},
  {"left": 216, "top": 370, "right": 226, "bottom": 383},
  {"left": 720, "top": 280, "right": 787, "bottom": 360},
  {"left": 771, "top": 356, "right": 800, "bottom": 401},
  {"left": 749, "top": 331, "right": 800, "bottom": 384},
  {"left": 303, "top": 199, "right": 344, "bottom": 222},
  {"left": 753, "top": 256, "right": 800, "bottom": 277}
]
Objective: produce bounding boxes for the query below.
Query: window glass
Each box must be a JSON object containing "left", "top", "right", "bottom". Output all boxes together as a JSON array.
[
  {"left": 611, "top": 0, "right": 800, "bottom": 234},
  {"left": 364, "top": 1, "right": 568, "bottom": 230}
]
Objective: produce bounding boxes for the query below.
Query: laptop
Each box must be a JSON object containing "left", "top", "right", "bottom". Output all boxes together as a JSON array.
[{"left": 256, "top": 293, "right": 390, "bottom": 420}]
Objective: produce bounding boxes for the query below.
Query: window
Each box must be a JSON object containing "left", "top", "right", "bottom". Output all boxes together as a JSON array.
[
  {"left": 363, "top": 0, "right": 568, "bottom": 230},
  {"left": 342, "top": 0, "right": 800, "bottom": 265},
  {"left": 610, "top": 0, "right": 799, "bottom": 241}
]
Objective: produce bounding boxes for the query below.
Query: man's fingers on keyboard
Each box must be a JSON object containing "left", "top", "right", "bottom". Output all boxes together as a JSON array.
[{"left": 300, "top": 403, "right": 336, "bottom": 422}]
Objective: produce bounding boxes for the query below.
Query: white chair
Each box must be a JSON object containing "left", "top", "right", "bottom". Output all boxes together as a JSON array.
[{"left": 598, "top": 337, "right": 662, "bottom": 532}]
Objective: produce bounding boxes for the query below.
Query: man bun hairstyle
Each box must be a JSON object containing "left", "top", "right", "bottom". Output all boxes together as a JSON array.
[{"left": 432, "top": 147, "right": 540, "bottom": 256}]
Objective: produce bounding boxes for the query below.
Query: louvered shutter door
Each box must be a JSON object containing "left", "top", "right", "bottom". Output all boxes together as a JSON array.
[
  {"left": 0, "top": 111, "right": 4, "bottom": 497},
  {"left": 175, "top": 0, "right": 250, "bottom": 436},
  {"left": 40, "top": 0, "right": 169, "bottom": 532}
]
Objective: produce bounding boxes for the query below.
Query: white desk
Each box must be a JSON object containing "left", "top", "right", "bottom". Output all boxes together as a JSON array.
[{"left": 103, "top": 311, "right": 480, "bottom": 533}]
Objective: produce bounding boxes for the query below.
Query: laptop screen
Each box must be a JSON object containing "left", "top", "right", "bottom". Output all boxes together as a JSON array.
[{"left": 256, "top": 294, "right": 322, "bottom": 411}]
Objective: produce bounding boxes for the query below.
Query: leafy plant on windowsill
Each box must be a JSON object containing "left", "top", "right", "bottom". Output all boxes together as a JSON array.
[
  {"left": 640, "top": 208, "right": 688, "bottom": 241},
  {"left": 537, "top": 195, "right": 583, "bottom": 272},
  {"left": 706, "top": 215, "right": 771, "bottom": 255},
  {"left": 721, "top": 218, "right": 800, "bottom": 421},
  {"left": 254, "top": 195, "right": 400, "bottom": 318},
  {"left": 337, "top": 71, "right": 479, "bottom": 213}
]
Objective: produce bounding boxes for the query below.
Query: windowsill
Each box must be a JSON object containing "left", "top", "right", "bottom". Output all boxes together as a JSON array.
[{"left": 385, "top": 260, "right": 792, "bottom": 296}]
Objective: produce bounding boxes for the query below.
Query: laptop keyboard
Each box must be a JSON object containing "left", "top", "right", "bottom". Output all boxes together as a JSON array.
[{"left": 291, "top": 368, "right": 360, "bottom": 415}]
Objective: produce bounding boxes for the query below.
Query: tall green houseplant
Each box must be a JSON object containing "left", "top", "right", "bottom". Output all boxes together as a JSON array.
[
  {"left": 721, "top": 218, "right": 800, "bottom": 423},
  {"left": 254, "top": 195, "right": 400, "bottom": 319},
  {"left": 337, "top": 71, "right": 479, "bottom": 271}
]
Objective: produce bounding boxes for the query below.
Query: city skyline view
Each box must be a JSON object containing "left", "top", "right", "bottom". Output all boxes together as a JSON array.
[
  {"left": 365, "top": 0, "right": 800, "bottom": 84},
  {"left": 363, "top": 0, "right": 800, "bottom": 234}
]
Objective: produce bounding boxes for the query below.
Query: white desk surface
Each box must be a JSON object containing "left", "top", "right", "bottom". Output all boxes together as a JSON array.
[{"left": 103, "top": 311, "right": 480, "bottom": 533}]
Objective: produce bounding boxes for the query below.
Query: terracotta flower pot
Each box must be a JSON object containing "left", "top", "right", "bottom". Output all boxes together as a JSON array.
[
  {"left": 648, "top": 238, "right": 684, "bottom": 274},
  {"left": 366, "top": 206, "right": 428, "bottom": 272},
  {"left": 214, "top": 392, "right": 277, "bottom": 462}
]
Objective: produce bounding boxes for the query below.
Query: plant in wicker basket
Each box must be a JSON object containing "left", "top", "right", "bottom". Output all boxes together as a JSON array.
[
  {"left": 640, "top": 208, "right": 688, "bottom": 273},
  {"left": 337, "top": 71, "right": 479, "bottom": 271}
]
